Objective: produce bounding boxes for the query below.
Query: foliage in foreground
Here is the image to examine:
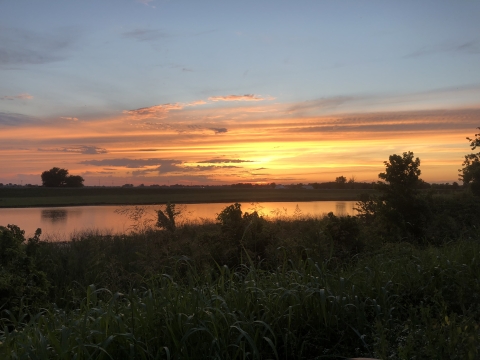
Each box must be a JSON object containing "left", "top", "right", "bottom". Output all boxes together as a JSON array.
[
  {"left": 1, "top": 239, "right": 480, "bottom": 359},
  {"left": 0, "top": 225, "right": 49, "bottom": 313}
]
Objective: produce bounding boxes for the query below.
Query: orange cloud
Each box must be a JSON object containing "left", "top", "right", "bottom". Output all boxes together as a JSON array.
[
  {"left": 187, "top": 100, "right": 207, "bottom": 106},
  {"left": 208, "top": 94, "right": 265, "bottom": 102},
  {"left": 1, "top": 93, "right": 34, "bottom": 100},
  {"left": 123, "top": 103, "right": 183, "bottom": 119},
  {"left": 124, "top": 100, "right": 208, "bottom": 120}
]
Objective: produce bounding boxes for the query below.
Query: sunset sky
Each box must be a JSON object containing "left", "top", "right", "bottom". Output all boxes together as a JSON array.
[{"left": 1, "top": 0, "right": 479, "bottom": 186}]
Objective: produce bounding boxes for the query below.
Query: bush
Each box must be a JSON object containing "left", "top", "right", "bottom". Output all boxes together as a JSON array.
[
  {"left": 156, "top": 202, "right": 181, "bottom": 232},
  {"left": 0, "top": 225, "right": 49, "bottom": 312},
  {"left": 323, "top": 212, "right": 364, "bottom": 257},
  {"left": 216, "top": 203, "right": 270, "bottom": 261}
]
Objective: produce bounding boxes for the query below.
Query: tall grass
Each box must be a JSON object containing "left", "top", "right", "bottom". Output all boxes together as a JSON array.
[{"left": 2, "top": 239, "right": 480, "bottom": 359}]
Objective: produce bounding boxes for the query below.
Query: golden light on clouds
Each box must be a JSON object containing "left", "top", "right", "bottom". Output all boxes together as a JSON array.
[
  {"left": 208, "top": 94, "right": 267, "bottom": 102},
  {"left": 1, "top": 95, "right": 479, "bottom": 185}
]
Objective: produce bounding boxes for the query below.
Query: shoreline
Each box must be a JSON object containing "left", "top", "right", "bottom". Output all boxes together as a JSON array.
[
  {"left": 0, "top": 187, "right": 375, "bottom": 208},
  {"left": 0, "top": 197, "right": 363, "bottom": 209}
]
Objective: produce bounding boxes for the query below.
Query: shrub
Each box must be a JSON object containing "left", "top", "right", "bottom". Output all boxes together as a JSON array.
[
  {"left": 216, "top": 203, "right": 270, "bottom": 260},
  {"left": 0, "top": 225, "right": 49, "bottom": 312},
  {"left": 156, "top": 202, "right": 181, "bottom": 232},
  {"left": 323, "top": 212, "right": 364, "bottom": 257}
]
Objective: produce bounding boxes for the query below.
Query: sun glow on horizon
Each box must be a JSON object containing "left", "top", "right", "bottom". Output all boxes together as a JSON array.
[{"left": 1, "top": 102, "right": 478, "bottom": 186}]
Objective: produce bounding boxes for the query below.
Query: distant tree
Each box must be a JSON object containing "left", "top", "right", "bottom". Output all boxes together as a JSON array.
[
  {"left": 459, "top": 127, "right": 480, "bottom": 195},
  {"left": 348, "top": 175, "right": 356, "bottom": 189},
  {"left": 64, "top": 175, "right": 85, "bottom": 187},
  {"left": 335, "top": 176, "right": 347, "bottom": 189},
  {"left": 41, "top": 167, "right": 84, "bottom": 187},
  {"left": 41, "top": 167, "right": 69, "bottom": 187}
]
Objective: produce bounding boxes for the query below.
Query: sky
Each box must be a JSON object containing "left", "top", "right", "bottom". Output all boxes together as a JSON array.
[{"left": 1, "top": 0, "right": 480, "bottom": 186}]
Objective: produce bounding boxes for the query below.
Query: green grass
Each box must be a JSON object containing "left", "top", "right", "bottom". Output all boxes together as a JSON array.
[
  {"left": 0, "top": 187, "right": 376, "bottom": 208},
  {"left": 1, "top": 239, "right": 480, "bottom": 359}
]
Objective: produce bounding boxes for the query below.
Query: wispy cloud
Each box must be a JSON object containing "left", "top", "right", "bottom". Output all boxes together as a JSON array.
[
  {"left": 209, "top": 127, "right": 228, "bottom": 134},
  {"left": 1, "top": 93, "right": 33, "bottom": 100},
  {"left": 0, "top": 26, "right": 79, "bottom": 67},
  {"left": 123, "top": 103, "right": 183, "bottom": 119},
  {"left": 190, "top": 165, "right": 241, "bottom": 171},
  {"left": 129, "top": 162, "right": 244, "bottom": 176},
  {"left": 80, "top": 158, "right": 182, "bottom": 169},
  {"left": 39, "top": 145, "right": 107, "bottom": 155},
  {"left": 208, "top": 94, "right": 265, "bottom": 102},
  {"left": 187, "top": 100, "right": 207, "bottom": 106},
  {"left": 281, "top": 108, "right": 480, "bottom": 136},
  {"left": 197, "top": 159, "right": 254, "bottom": 164},
  {"left": 0, "top": 112, "right": 37, "bottom": 127},
  {"left": 122, "top": 28, "right": 166, "bottom": 42},
  {"left": 287, "top": 96, "right": 356, "bottom": 113},
  {"left": 406, "top": 39, "right": 480, "bottom": 58},
  {"left": 124, "top": 100, "right": 208, "bottom": 120},
  {"left": 60, "top": 116, "right": 78, "bottom": 121},
  {"left": 82, "top": 171, "right": 115, "bottom": 175},
  {"left": 137, "top": 121, "right": 229, "bottom": 136},
  {"left": 137, "top": 0, "right": 155, "bottom": 7},
  {"left": 131, "top": 161, "right": 188, "bottom": 176}
]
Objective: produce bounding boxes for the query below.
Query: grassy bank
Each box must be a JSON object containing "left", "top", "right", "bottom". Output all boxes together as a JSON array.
[
  {"left": 1, "top": 232, "right": 479, "bottom": 359},
  {"left": 0, "top": 187, "right": 376, "bottom": 208}
]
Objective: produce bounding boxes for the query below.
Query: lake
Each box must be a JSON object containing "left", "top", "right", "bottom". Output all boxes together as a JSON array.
[{"left": 0, "top": 201, "right": 357, "bottom": 240}]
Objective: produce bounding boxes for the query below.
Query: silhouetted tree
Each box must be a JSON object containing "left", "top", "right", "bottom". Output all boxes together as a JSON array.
[
  {"left": 64, "top": 175, "right": 85, "bottom": 187},
  {"left": 379, "top": 151, "right": 429, "bottom": 238},
  {"left": 41, "top": 167, "right": 68, "bottom": 187},
  {"left": 356, "top": 151, "right": 429, "bottom": 239},
  {"left": 378, "top": 151, "right": 421, "bottom": 197},
  {"left": 41, "top": 167, "right": 84, "bottom": 187},
  {"left": 335, "top": 176, "right": 347, "bottom": 189},
  {"left": 348, "top": 175, "right": 356, "bottom": 189},
  {"left": 459, "top": 127, "right": 480, "bottom": 195}
]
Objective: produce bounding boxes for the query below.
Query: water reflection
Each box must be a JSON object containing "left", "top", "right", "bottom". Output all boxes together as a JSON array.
[
  {"left": 335, "top": 202, "right": 346, "bottom": 216},
  {"left": 0, "top": 201, "right": 357, "bottom": 239},
  {"left": 41, "top": 209, "right": 68, "bottom": 223}
]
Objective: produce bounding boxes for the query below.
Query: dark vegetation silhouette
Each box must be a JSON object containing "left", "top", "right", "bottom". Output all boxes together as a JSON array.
[
  {"left": 335, "top": 175, "right": 347, "bottom": 188},
  {"left": 355, "top": 151, "right": 431, "bottom": 240},
  {"left": 459, "top": 127, "right": 480, "bottom": 195},
  {"left": 41, "top": 167, "right": 84, "bottom": 187},
  {"left": 156, "top": 202, "right": 181, "bottom": 232}
]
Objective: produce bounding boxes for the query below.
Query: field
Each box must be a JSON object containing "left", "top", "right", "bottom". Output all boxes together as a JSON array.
[{"left": 0, "top": 187, "right": 376, "bottom": 208}]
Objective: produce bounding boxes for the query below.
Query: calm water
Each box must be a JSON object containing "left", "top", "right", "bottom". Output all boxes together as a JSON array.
[{"left": 0, "top": 201, "right": 357, "bottom": 240}]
